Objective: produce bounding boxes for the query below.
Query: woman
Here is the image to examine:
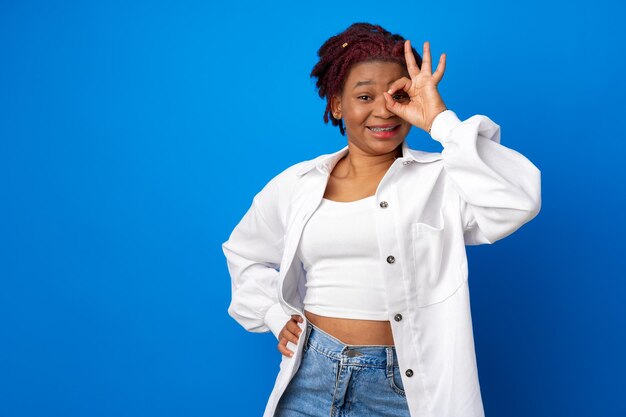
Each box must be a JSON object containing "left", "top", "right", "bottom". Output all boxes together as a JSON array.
[{"left": 222, "top": 23, "right": 541, "bottom": 417}]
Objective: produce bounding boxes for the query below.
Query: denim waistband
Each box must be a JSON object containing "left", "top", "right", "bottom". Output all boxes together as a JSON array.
[{"left": 304, "top": 321, "right": 399, "bottom": 368}]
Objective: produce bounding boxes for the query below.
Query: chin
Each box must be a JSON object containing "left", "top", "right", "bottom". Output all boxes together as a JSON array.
[{"left": 368, "top": 138, "right": 403, "bottom": 152}]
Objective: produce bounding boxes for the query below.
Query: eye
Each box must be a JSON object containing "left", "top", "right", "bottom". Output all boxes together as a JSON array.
[{"left": 357, "top": 94, "right": 408, "bottom": 101}]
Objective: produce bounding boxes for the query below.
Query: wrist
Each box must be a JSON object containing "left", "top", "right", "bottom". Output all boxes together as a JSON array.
[
  {"left": 429, "top": 109, "right": 462, "bottom": 144},
  {"left": 427, "top": 107, "right": 448, "bottom": 134}
]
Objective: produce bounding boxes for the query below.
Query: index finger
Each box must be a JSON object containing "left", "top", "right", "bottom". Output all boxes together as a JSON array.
[
  {"left": 404, "top": 39, "right": 421, "bottom": 78},
  {"left": 288, "top": 319, "right": 302, "bottom": 336}
]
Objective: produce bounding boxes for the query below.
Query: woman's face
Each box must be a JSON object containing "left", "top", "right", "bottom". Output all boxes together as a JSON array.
[{"left": 331, "top": 60, "right": 412, "bottom": 156}]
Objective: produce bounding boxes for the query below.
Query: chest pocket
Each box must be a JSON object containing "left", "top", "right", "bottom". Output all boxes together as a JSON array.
[{"left": 411, "top": 206, "right": 465, "bottom": 307}]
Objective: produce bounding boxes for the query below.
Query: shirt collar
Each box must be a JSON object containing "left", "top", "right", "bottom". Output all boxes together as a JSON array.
[{"left": 295, "top": 140, "right": 443, "bottom": 176}]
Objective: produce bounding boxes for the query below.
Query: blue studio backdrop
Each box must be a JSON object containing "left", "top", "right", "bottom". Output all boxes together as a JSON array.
[{"left": 1, "top": 0, "right": 624, "bottom": 416}]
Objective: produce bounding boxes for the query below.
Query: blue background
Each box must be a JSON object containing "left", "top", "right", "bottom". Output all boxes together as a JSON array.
[{"left": 1, "top": 0, "right": 624, "bottom": 416}]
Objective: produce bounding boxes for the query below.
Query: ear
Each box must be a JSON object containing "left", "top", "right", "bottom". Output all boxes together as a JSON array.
[{"left": 330, "top": 95, "right": 342, "bottom": 119}]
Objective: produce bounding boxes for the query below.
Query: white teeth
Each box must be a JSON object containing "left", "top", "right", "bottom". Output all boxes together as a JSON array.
[{"left": 369, "top": 126, "right": 397, "bottom": 132}]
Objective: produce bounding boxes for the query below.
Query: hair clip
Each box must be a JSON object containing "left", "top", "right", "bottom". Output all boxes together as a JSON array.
[{"left": 342, "top": 42, "right": 348, "bottom": 48}]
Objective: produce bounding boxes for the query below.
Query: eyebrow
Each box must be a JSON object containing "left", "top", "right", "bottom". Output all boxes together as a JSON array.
[
  {"left": 353, "top": 79, "right": 397, "bottom": 90},
  {"left": 353, "top": 80, "right": 375, "bottom": 90}
]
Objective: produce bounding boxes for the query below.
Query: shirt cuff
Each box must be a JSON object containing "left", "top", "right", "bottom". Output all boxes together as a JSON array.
[
  {"left": 264, "top": 302, "right": 294, "bottom": 340},
  {"left": 430, "top": 109, "right": 462, "bottom": 144}
]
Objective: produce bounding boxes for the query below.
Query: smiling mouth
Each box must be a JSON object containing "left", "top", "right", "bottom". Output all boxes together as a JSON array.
[{"left": 367, "top": 125, "right": 400, "bottom": 132}]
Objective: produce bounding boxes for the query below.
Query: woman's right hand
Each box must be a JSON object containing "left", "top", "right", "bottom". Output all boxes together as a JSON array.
[{"left": 277, "top": 315, "right": 303, "bottom": 357}]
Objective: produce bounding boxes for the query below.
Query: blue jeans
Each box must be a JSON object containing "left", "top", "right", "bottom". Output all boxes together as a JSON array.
[{"left": 275, "top": 321, "right": 411, "bottom": 417}]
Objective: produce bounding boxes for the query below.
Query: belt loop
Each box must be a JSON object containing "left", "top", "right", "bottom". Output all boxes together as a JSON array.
[{"left": 386, "top": 348, "right": 393, "bottom": 378}]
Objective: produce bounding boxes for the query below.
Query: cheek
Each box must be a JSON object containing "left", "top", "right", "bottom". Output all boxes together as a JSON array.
[{"left": 346, "top": 111, "right": 369, "bottom": 126}]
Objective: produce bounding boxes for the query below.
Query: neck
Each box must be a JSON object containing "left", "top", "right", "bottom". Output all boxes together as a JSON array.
[{"left": 333, "top": 143, "right": 403, "bottom": 179}]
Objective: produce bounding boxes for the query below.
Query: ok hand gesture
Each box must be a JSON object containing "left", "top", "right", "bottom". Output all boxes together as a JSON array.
[{"left": 383, "top": 40, "right": 448, "bottom": 133}]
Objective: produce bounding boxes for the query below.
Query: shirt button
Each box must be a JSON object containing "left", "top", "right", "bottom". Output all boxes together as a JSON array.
[
  {"left": 394, "top": 313, "right": 402, "bottom": 322},
  {"left": 386, "top": 255, "right": 395, "bottom": 264},
  {"left": 405, "top": 369, "right": 414, "bottom": 377},
  {"left": 379, "top": 201, "right": 388, "bottom": 208}
]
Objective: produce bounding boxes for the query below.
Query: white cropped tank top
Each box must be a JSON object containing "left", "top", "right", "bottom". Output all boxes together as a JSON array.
[{"left": 296, "top": 195, "right": 388, "bottom": 320}]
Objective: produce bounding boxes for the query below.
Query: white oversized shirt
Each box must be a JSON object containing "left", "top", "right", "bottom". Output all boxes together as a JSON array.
[{"left": 222, "top": 110, "right": 542, "bottom": 417}]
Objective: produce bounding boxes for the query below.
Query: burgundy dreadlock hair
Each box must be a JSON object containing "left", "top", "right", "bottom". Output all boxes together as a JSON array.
[{"left": 310, "top": 22, "right": 423, "bottom": 136}]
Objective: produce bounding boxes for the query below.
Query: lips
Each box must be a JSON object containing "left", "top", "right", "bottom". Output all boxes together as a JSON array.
[
  {"left": 367, "top": 125, "right": 400, "bottom": 132},
  {"left": 368, "top": 123, "right": 399, "bottom": 128},
  {"left": 366, "top": 124, "right": 401, "bottom": 138}
]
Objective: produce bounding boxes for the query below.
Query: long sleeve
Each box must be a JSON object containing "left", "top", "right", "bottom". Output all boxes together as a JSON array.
[
  {"left": 429, "top": 110, "right": 542, "bottom": 245},
  {"left": 222, "top": 178, "right": 294, "bottom": 340}
]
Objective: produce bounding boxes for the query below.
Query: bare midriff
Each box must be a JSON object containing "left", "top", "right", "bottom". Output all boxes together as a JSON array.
[{"left": 304, "top": 309, "right": 395, "bottom": 346}]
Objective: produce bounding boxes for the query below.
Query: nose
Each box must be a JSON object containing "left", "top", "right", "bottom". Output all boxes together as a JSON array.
[{"left": 372, "top": 95, "right": 396, "bottom": 118}]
